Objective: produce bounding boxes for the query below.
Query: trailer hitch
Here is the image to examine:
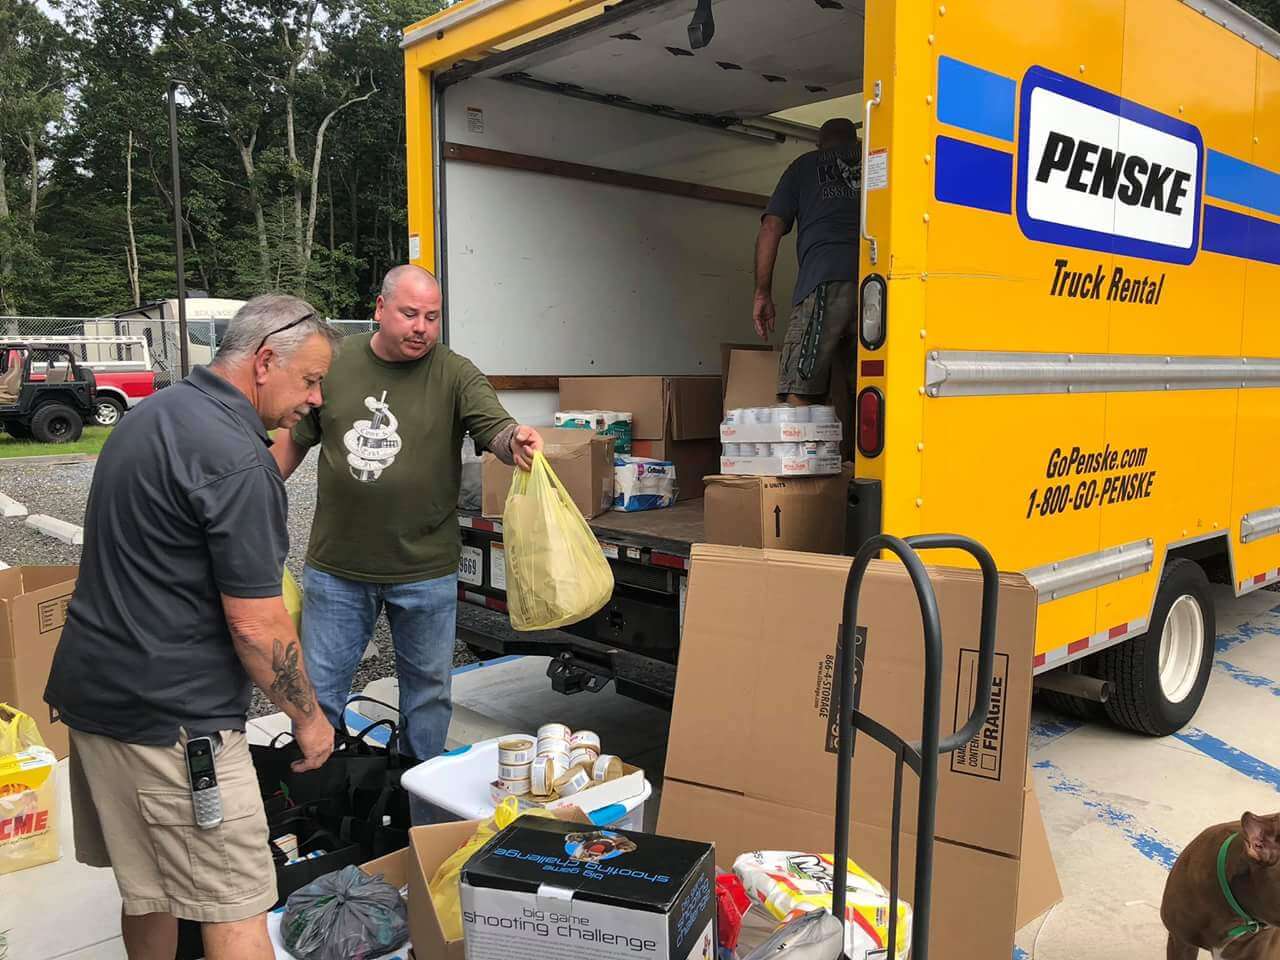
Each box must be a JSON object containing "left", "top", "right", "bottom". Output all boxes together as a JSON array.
[{"left": 688, "top": 0, "right": 714, "bottom": 49}]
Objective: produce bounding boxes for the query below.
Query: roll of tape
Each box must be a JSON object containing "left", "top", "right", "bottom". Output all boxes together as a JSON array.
[
  {"left": 498, "top": 737, "right": 536, "bottom": 766},
  {"left": 531, "top": 755, "right": 558, "bottom": 796},
  {"left": 570, "top": 746, "right": 599, "bottom": 769},
  {"left": 498, "top": 776, "right": 532, "bottom": 797},
  {"left": 537, "top": 723, "right": 571, "bottom": 743},
  {"left": 570, "top": 730, "right": 601, "bottom": 752},
  {"left": 499, "top": 761, "right": 532, "bottom": 782},
  {"left": 591, "top": 754, "right": 623, "bottom": 782},
  {"left": 554, "top": 764, "right": 592, "bottom": 798}
]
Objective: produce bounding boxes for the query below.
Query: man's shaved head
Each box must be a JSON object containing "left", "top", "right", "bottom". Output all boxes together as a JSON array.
[{"left": 380, "top": 264, "right": 440, "bottom": 300}]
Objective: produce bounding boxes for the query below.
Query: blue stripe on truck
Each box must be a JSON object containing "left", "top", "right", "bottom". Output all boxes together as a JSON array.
[
  {"left": 1202, "top": 204, "right": 1280, "bottom": 266},
  {"left": 1207, "top": 149, "right": 1280, "bottom": 219},
  {"left": 937, "top": 56, "right": 1017, "bottom": 142},
  {"left": 935, "top": 135, "right": 1014, "bottom": 213}
]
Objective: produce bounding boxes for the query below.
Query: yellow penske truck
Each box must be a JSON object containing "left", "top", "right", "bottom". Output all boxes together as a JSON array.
[{"left": 402, "top": 0, "right": 1280, "bottom": 735}]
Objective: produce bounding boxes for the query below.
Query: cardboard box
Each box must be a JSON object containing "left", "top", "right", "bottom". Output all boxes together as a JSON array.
[
  {"left": 559, "top": 376, "right": 722, "bottom": 441},
  {"left": 630, "top": 439, "right": 720, "bottom": 502},
  {"left": 460, "top": 817, "right": 716, "bottom": 960},
  {"left": 0, "top": 566, "right": 77, "bottom": 760},
  {"left": 482, "top": 428, "right": 615, "bottom": 520},
  {"left": 659, "top": 544, "right": 1060, "bottom": 958},
  {"left": 722, "top": 349, "right": 781, "bottom": 412},
  {"left": 659, "top": 780, "right": 1059, "bottom": 960},
  {"left": 704, "top": 473, "right": 848, "bottom": 554},
  {"left": 404, "top": 819, "right": 479, "bottom": 960}
]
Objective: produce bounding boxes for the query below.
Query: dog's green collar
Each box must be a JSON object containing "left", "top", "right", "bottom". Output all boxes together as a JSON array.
[{"left": 1220, "top": 832, "right": 1266, "bottom": 941}]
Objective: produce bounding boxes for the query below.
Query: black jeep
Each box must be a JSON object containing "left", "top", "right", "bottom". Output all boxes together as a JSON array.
[{"left": 0, "top": 345, "right": 97, "bottom": 443}]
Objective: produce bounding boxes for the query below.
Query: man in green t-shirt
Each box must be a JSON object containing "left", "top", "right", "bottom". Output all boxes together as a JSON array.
[{"left": 272, "top": 265, "right": 541, "bottom": 765}]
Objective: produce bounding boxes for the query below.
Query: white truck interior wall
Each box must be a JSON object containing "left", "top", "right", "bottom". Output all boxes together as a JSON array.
[
  {"left": 442, "top": 78, "right": 809, "bottom": 376},
  {"left": 496, "top": 389, "right": 558, "bottom": 426}
]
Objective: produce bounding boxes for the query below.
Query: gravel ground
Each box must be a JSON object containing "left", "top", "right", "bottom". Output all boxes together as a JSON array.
[{"left": 0, "top": 445, "right": 477, "bottom": 721}]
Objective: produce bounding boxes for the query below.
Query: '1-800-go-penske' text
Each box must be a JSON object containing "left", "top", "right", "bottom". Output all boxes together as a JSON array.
[{"left": 1025, "top": 444, "right": 1156, "bottom": 519}]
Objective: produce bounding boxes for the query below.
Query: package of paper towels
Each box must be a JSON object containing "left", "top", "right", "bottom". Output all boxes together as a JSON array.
[
  {"left": 613, "top": 455, "right": 676, "bottom": 512},
  {"left": 734, "top": 850, "right": 912, "bottom": 959}
]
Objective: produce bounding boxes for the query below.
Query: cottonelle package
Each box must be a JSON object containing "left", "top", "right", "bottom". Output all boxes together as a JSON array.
[{"left": 460, "top": 817, "right": 716, "bottom": 960}]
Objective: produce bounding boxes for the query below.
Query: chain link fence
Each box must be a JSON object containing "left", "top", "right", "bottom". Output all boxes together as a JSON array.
[{"left": 0, "top": 315, "right": 373, "bottom": 379}]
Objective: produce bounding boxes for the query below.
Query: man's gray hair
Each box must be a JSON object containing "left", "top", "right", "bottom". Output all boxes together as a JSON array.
[{"left": 212, "top": 294, "right": 342, "bottom": 364}]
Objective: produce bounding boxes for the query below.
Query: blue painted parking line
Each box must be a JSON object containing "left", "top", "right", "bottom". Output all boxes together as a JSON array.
[
  {"left": 1030, "top": 716, "right": 1084, "bottom": 752},
  {"left": 1217, "top": 659, "right": 1280, "bottom": 696},
  {"left": 1033, "top": 760, "right": 1181, "bottom": 869},
  {"left": 1173, "top": 727, "right": 1280, "bottom": 792},
  {"left": 1216, "top": 604, "right": 1280, "bottom": 653}
]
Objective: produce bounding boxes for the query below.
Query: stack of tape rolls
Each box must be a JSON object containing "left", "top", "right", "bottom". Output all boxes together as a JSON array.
[{"left": 494, "top": 724, "right": 626, "bottom": 804}]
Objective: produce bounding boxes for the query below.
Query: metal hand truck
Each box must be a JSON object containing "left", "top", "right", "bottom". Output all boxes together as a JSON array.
[{"left": 832, "top": 533, "right": 999, "bottom": 960}]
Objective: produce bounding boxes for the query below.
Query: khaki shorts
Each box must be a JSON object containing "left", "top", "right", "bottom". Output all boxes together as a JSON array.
[
  {"left": 69, "top": 727, "right": 277, "bottom": 923},
  {"left": 777, "top": 279, "right": 856, "bottom": 399}
]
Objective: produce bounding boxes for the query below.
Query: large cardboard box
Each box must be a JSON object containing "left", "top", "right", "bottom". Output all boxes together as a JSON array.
[
  {"left": 559, "top": 376, "right": 722, "bottom": 441},
  {"left": 0, "top": 566, "right": 77, "bottom": 760},
  {"left": 659, "top": 545, "right": 1060, "bottom": 958},
  {"left": 482, "top": 428, "right": 615, "bottom": 520},
  {"left": 659, "top": 781, "right": 1060, "bottom": 960},
  {"left": 630, "top": 438, "right": 720, "bottom": 502},
  {"left": 704, "top": 472, "right": 849, "bottom": 554}
]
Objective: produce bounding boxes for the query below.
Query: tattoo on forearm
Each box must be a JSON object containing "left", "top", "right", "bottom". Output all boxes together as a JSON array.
[{"left": 270, "top": 639, "right": 316, "bottom": 715}]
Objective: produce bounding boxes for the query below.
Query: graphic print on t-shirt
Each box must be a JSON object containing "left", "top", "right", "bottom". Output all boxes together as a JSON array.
[
  {"left": 818, "top": 148, "right": 861, "bottom": 201},
  {"left": 343, "top": 390, "right": 402, "bottom": 482}
]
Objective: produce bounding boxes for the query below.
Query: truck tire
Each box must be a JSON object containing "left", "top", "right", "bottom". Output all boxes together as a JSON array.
[
  {"left": 31, "top": 403, "right": 84, "bottom": 444},
  {"left": 1098, "top": 559, "right": 1214, "bottom": 736},
  {"left": 92, "top": 396, "right": 124, "bottom": 427}
]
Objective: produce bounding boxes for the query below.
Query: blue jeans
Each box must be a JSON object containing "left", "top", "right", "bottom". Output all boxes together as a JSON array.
[{"left": 301, "top": 565, "right": 458, "bottom": 763}]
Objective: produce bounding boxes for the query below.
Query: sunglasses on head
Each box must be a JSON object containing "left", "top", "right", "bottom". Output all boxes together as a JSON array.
[{"left": 256, "top": 312, "right": 317, "bottom": 354}]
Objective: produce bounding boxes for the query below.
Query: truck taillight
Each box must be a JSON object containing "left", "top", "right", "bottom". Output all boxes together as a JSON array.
[
  {"left": 857, "top": 387, "right": 884, "bottom": 457},
  {"left": 859, "top": 274, "right": 886, "bottom": 350}
]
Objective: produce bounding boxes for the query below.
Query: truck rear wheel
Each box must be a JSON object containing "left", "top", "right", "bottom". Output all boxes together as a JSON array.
[
  {"left": 31, "top": 403, "right": 84, "bottom": 444},
  {"left": 1098, "top": 559, "right": 1214, "bottom": 736}
]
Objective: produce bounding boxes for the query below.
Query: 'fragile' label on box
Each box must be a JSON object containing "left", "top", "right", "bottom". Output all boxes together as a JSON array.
[{"left": 950, "top": 650, "right": 1010, "bottom": 781}]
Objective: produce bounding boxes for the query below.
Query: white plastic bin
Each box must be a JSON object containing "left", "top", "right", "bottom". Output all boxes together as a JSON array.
[{"left": 401, "top": 736, "right": 653, "bottom": 831}]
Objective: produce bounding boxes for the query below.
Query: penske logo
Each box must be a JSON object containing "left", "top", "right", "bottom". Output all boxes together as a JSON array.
[{"left": 1017, "top": 66, "right": 1204, "bottom": 265}]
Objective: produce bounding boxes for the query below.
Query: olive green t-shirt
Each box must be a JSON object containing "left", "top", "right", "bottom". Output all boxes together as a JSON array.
[{"left": 293, "top": 335, "right": 514, "bottom": 582}]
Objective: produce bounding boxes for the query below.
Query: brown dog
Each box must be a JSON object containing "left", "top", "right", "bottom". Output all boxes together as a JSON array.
[{"left": 1163, "top": 812, "right": 1280, "bottom": 958}]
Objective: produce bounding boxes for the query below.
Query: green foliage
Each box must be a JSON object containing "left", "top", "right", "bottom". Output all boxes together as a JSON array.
[{"left": 1, "top": 0, "right": 446, "bottom": 318}]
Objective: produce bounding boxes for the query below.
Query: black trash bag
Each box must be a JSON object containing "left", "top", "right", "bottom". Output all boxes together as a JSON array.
[{"left": 282, "top": 864, "right": 409, "bottom": 960}]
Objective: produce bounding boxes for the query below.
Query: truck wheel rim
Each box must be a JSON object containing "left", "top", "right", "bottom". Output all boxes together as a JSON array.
[
  {"left": 95, "top": 401, "right": 119, "bottom": 425},
  {"left": 1158, "top": 594, "right": 1204, "bottom": 704}
]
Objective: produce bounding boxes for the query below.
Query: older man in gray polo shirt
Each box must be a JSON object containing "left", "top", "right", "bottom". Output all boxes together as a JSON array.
[{"left": 45, "top": 296, "right": 340, "bottom": 960}]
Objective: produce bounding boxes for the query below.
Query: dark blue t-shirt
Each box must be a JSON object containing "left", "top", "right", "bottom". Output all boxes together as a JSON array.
[
  {"left": 45, "top": 366, "right": 289, "bottom": 746},
  {"left": 765, "top": 147, "right": 862, "bottom": 304}
]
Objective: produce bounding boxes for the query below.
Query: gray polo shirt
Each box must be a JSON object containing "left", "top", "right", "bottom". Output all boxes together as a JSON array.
[{"left": 45, "top": 365, "right": 289, "bottom": 746}]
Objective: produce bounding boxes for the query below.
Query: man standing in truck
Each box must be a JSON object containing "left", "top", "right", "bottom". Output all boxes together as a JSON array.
[
  {"left": 752, "top": 118, "right": 860, "bottom": 429},
  {"left": 271, "top": 265, "right": 542, "bottom": 781}
]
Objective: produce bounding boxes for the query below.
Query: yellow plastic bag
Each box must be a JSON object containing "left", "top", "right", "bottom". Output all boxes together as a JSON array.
[
  {"left": 428, "top": 797, "right": 557, "bottom": 939},
  {"left": 283, "top": 566, "right": 303, "bottom": 634},
  {"left": 503, "top": 451, "right": 614, "bottom": 631},
  {"left": 0, "top": 704, "right": 59, "bottom": 875}
]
